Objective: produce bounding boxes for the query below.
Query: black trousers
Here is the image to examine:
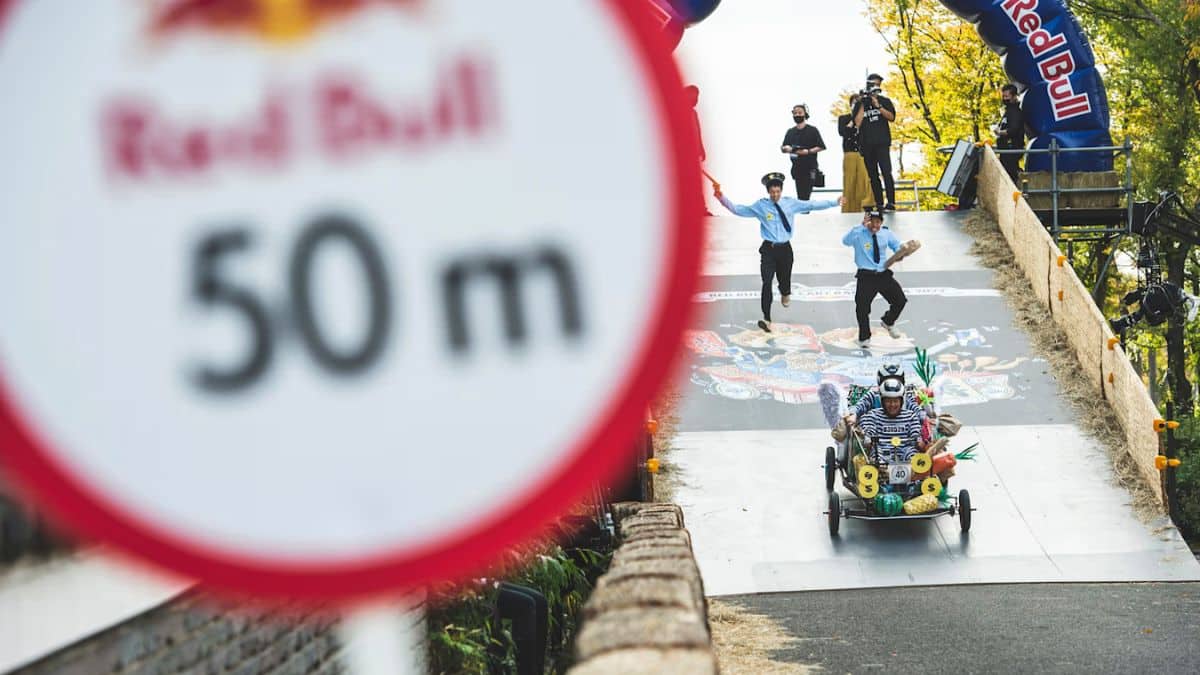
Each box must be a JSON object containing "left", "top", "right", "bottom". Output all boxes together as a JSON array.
[
  {"left": 854, "top": 269, "right": 906, "bottom": 341},
  {"left": 791, "top": 163, "right": 814, "bottom": 200},
  {"left": 860, "top": 143, "right": 895, "bottom": 207},
  {"left": 759, "top": 241, "right": 793, "bottom": 321},
  {"left": 999, "top": 150, "right": 1023, "bottom": 184}
]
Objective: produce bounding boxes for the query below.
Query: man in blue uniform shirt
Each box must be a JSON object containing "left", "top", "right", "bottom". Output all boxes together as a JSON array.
[
  {"left": 716, "top": 172, "right": 842, "bottom": 332},
  {"left": 843, "top": 208, "right": 906, "bottom": 348}
]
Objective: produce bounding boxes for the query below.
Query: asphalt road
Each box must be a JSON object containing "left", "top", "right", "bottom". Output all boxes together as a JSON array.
[{"left": 723, "top": 582, "right": 1200, "bottom": 674}]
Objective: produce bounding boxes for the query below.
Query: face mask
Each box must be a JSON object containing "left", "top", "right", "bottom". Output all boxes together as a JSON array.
[{"left": 793, "top": 115, "right": 806, "bottom": 124}]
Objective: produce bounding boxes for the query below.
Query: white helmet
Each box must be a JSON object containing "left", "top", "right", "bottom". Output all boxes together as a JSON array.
[
  {"left": 879, "top": 377, "right": 905, "bottom": 399},
  {"left": 876, "top": 363, "right": 904, "bottom": 385}
]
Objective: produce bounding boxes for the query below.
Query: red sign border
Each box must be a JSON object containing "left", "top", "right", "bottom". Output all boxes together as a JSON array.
[{"left": 0, "top": 0, "right": 703, "bottom": 603}]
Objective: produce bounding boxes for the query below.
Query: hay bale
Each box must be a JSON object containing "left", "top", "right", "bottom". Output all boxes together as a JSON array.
[
  {"left": 1069, "top": 170, "right": 1121, "bottom": 208},
  {"left": 612, "top": 543, "right": 695, "bottom": 566},
  {"left": 621, "top": 529, "right": 692, "bottom": 549},
  {"left": 612, "top": 502, "right": 684, "bottom": 527},
  {"left": 568, "top": 648, "right": 718, "bottom": 675},
  {"left": 1020, "top": 171, "right": 1121, "bottom": 210},
  {"left": 610, "top": 502, "right": 646, "bottom": 523},
  {"left": 619, "top": 510, "right": 683, "bottom": 533},
  {"left": 583, "top": 577, "right": 699, "bottom": 618},
  {"left": 599, "top": 558, "right": 705, "bottom": 610},
  {"left": 574, "top": 608, "right": 711, "bottom": 660},
  {"left": 962, "top": 207, "right": 1163, "bottom": 515}
]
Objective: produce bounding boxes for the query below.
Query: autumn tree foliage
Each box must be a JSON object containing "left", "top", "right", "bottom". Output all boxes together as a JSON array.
[{"left": 861, "top": 0, "right": 1007, "bottom": 185}]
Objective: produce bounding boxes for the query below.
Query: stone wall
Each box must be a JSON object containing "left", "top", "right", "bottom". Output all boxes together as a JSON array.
[
  {"left": 13, "top": 593, "right": 343, "bottom": 675},
  {"left": 568, "top": 502, "right": 716, "bottom": 675}
]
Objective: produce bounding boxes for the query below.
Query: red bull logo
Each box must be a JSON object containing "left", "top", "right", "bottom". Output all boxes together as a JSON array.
[
  {"left": 151, "top": 0, "right": 422, "bottom": 43},
  {"left": 99, "top": 0, "right": 493, "bottom": 182}
]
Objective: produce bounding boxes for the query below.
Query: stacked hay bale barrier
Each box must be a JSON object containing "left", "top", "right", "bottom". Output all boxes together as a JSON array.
[
  {"left": 1021, "top": 171, "right": 1122, "bottom": 210},
  {"left": 568, "top": 502, "right": 716, "bottom": 675},
  {"left": 976, "top": 146, "right": 1163, "bottom": 499}
]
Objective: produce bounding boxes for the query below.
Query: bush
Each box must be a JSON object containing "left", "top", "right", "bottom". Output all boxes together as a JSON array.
[
  {"left": 1168, "top": 416, "right": 1200, "bottom": 543},
  {"left": 426, "top": 542, "right": 611, "bottom": 674}
]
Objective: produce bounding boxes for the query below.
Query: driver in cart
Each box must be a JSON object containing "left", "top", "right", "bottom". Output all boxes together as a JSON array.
[
  {"left": 844, "top": 362, "right": 924, "bottom": 424},
  {"left": 856, "top": 377, "right": 927, "bottom": 464}
]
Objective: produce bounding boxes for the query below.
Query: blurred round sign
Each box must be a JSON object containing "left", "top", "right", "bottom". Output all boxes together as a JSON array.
[{"left": 0, "top": 0, "right": 702, "bottom": 601}]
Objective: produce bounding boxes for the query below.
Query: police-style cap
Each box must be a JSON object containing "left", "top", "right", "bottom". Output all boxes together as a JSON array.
[
  {"left": 867, "top": 207, "right": 884, "bottom": 219},
  {"left": 761, "top": 172, "right": 786, "bottom": 188}
]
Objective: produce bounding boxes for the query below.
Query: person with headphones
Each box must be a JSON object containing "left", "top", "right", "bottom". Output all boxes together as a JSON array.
[{"left": 781, "top": 103, "right": 826, "bottom": 200}]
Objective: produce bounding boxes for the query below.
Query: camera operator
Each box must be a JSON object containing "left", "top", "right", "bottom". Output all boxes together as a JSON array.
[
  {"left": 838, "top": 94, "right": 872, "bottom": 213},
  {"left": 780, "top": 104, "right": 826, "bottom": 200},
  {"left": 853, "top": 74, "right": 897, "bottom": 211},
  {"left": 994, "top": 83, "right": 1025, "bottom": 183}
]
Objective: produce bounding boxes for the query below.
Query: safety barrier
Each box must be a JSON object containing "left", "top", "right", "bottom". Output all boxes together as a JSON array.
[{"left": 976, "top": 146, "right": 1163, "bottom": 498}]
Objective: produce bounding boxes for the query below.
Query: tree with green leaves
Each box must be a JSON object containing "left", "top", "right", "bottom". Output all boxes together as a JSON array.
[
  {"left": 1072, "top": 0, "right": 1200, "bottom": 412},
  {"left": 862, "top": 0, "right": 1008, "bottom": 187}
]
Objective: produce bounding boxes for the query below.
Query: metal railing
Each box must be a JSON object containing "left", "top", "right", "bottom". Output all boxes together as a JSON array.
[
  {"left": 993, "top": 138, "right": 1136, "bottom": 242},
  {"left": 936, "top": 138, "right": 1138, "bottom": 303},
  {"left": 809, "top": 185, "right": 940, "bottom": 211}
]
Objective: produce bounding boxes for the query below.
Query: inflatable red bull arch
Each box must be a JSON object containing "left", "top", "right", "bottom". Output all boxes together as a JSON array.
[{"left": 653, "top": 0, "right": 1112, "bottom": 172}]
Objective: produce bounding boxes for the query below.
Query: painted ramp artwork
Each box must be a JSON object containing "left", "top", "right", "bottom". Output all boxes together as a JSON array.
[
  {"left": 686, "top": 323, "right": 1024, "bottom": 408},
  {"left": 679, "top": 273, "right": 1070, "bottom": 431}
]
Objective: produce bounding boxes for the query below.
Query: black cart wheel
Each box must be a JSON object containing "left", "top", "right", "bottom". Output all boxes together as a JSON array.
[
  {"left": 828, "top": 491, "right": 841, "bottom": 536},
  {"left": 958, "top": 489, "right": 972, "bottom": 532},
  {"left": 824, "top": 446, "right": 837, "bottom": 491}
]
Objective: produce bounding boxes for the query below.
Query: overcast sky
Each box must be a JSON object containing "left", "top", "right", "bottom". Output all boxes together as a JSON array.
[{"left": 675, "top": 1, "right": 892, "bottom": 206}]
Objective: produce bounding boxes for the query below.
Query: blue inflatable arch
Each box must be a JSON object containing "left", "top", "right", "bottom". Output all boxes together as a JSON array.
[{"left": 658, "top": 0, "right": 1112, "bottom": 172}]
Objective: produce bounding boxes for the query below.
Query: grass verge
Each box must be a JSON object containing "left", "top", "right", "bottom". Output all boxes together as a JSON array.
[{"left": 708, "top": 599, "right": 820, "bottom": 674}]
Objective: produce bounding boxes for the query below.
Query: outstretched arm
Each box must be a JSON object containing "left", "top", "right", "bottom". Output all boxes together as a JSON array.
[
  {"left": 786, "top": 196, "right": 843, "bottom": 216},
  {"left": 715, "top": 192, "right": 757, "bottom": 218},
  {"left": 851, "top": 392, "right": 877, "bottom": 418}
]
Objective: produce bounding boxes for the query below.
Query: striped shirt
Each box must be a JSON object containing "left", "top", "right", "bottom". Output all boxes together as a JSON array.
[
  {"left": 851, "top": 390, "right": 924, "bottom": 419},
  {"left": 858, "top": 407, "right": 924, "bottom": 464}
]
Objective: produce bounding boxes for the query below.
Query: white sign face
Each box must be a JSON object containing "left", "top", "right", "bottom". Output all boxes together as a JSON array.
[
  {"left": 0, "top": 0, "right": 702, "bottom": 599},
  {"left": 888, "top": 464, "right": 912, "bottom": 485}
]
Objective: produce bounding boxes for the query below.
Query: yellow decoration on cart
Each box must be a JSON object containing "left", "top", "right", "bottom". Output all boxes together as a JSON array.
[
  {"left": 858, "top": 465, "right": 879, "bottom": 486},
  {"left": 911, "top": 452, "right": 932, "bottom": 473},
  {"left": 902, "top": 493, "right": 939, "bottom": 514},
  {"left": 921, "top": 476, "right": 943, "bottom": 496},
  {"left": 890, "top": 436, "right": 901, "bottom": 447},
  {"left": 853, "top": 454, "right": 867, "bottom": 472},
  {"left": 858, "top": 481, "right": 879, "bottom": 498}
]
